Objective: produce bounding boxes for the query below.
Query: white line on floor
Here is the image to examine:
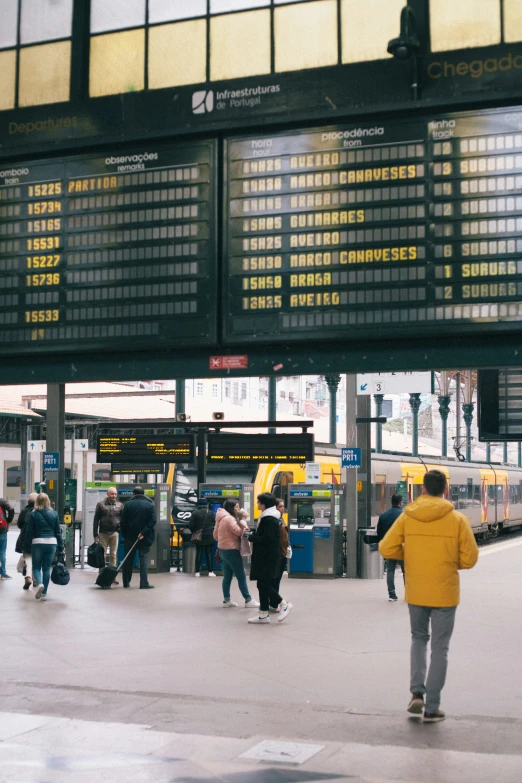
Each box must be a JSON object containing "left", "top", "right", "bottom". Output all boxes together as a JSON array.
[{"left": 479, "top": 539, "right": 522, "bottom": 557}]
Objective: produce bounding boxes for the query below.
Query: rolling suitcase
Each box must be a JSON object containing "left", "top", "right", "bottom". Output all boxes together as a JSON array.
[{"left": 95, "top": 538, "right": 139, "bottom": 589}]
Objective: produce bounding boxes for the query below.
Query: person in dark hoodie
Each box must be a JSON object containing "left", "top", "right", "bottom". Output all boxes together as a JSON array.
[
  {"left": 379, "top": 469, "right": 478, "bottom": 723},
  {"left": 189, "top": 498, "right": 216, "bottom": 577},
  {"left": 120, "top": 486, "right": 156, "bottom": 590},
  {"left": 248, "top": 492, "right": 293, "bottom": 625},
  {"left": 0, "top": 496, "right": 15, "bottom": 580},
  {"left": 377, "top": 493, "right": 404, "bottom": 602}
]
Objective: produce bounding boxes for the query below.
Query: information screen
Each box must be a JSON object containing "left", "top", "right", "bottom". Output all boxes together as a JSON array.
[
  {"left": 0, "top": 141, "right": 216, "bottom": 355},
  {"left": 97, "top": 434, "right": 196, "bottom": 464},
  {"left": 478, "top": 369, "right": 522, "bottom": 441},
  {"left": 224, "top": 108, "right": 522, "bottom": 343},
  {"left": 207, "top": 433, "right": 314, "bottom": 463}
]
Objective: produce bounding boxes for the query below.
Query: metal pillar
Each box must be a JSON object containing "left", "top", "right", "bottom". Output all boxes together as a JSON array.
[
  {"left": 409, "top": 393, "right": 421, "bottom": 457},
  {"left": 344, "top": 374, "right": 358, "bottom": 578},
  {"left": 175, "top": 378, "right": 185, "bottom": 433},
  {"left": 374, "top": 394, "right": 384, "bottom": 453},
  {"left": 462, "top": 403, "right": 474, "bottom": 463},
  {"left": 357, "top": 394, "right": 372, "bottom": 530},
  {"left": 325, "top": 373, "right": 341, "bottom": 445},
  {"left": 268, "top": 376, "right": 277, "bottom": 435},
  {"left": 20, "top": 422, "right": 28, "bottom": 507},
  {"left": 518, "top": 443, "right": 522, "bottom": 468},
  {"left": 438, "top": 395, "right": 451, "bottom": 458},
  {"left": 46, "top": 383, "right": 65, "bottom": 518},
  {"left": 70, "top": 426, "right": 75, "bottom": 477},
  {"left": 503, "top": 442, "right": 508, "bottom": 464},
  {"left": 486, "top": 442, "right": 491, "bottom": 462},
  {"left": 456, "top": 372, "right": 461, "bottom": 455},
  {"left": 196, "top": 428, "right": 207, "bottom": 496}
]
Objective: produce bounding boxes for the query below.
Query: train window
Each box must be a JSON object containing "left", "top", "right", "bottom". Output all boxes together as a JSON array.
[
  {"left": 467, "top": 478, "right": 473, "bottom": 499},
  {"left": 272, "top": 470, "right": 294, "bottom": 509},
  {"left": 497, "top": 485, "right": 504, "bottom": 502},
  {"left": 450, "top": 486, "right": 459, "bottom": 505},
  {"left": 473, "top": 485, "right": 481, "bottom": 506},
  {"left": 412, "top": 485, "right": 423, "bottom": 500}
]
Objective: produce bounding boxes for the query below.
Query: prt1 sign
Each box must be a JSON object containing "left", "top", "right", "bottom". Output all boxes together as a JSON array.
[{"left": 341, "top": 448, "right": 361, "bottom": 469}]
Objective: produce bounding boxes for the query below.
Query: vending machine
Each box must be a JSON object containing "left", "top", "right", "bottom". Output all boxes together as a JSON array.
[{"left": 288, "top": 484, "right": 344, "bottom": 578}]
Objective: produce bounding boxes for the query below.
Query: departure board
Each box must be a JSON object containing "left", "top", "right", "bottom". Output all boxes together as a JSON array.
[
  {"left": 97, "top": 434, "right": 196, "bottom": 463},
  {"left": 0, "top": 141, "right": 216, "bottom": 355},
  {"left": 207, "top": 433, "right": 314, "bottom": 463},
  {"left": 224, "top": 108, "right": 522, "bottom": 343}
]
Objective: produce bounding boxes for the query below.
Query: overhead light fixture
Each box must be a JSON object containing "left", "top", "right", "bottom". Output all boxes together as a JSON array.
[
  {"left": 212, "top": 412, "right": 225, "bottom": 421},
  {"left": 176, "top": 413, "right": 191, "bottom": 422}
]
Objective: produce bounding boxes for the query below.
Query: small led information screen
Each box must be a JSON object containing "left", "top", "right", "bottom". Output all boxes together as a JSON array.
[
  {"left": 224, "top": 107, "right": 522, "bottom": 344},
  {"left": 478, "top": 369, "right": 522, "bottom": 441},
  {"left": 97, "top": 435, "right": 196, "bottom": 464},
  {"left": 0, "top": 140, "right": 216, "bottom": 355},
  {"left": 207, "top": 433, "right": 314, "bottom": 463}
]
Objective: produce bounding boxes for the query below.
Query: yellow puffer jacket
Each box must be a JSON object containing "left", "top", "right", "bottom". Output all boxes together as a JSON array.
[{"left": 378, "top": 495, "right": 479, "bottom": 607}]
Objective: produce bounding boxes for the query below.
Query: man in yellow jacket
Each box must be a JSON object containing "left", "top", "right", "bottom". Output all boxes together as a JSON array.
[{"left": 379, "top": 469, "right": 478, "bottom": 723}]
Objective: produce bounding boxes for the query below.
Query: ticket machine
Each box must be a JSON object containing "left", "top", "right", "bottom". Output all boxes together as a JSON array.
[
  {"left": 199, "top": 483, "right": 255, "bottom": 526},
  {"left": 82, "top": 481, "right": 171, "bottom": 573},
  {"left": 288, "top": 484, "right": 344, "bottom": 578}
]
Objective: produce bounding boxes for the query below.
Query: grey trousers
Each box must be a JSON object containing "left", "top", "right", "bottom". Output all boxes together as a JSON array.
[{"left": 408, "top": 604, "right": 457, "bottom": 714}]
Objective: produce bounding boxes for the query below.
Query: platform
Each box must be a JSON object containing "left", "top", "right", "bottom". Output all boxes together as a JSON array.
[{"left": 2, "top": 530, "right": 522, "bottom": 783}]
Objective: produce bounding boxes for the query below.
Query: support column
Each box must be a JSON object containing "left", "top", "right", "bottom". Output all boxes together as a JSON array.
[
  {"left": 455, "top": 372, "right": 461, "bottom": 457},
  {"left": 196, "top": 428, "right": 207, "bottom": 496},
  {"left": 344, "top": 374, "right": 358, "bottom": 578},
  {"left": 325, "top": 373, "right": 341, "bottom": 446},
  {"left": 175, "top": 378, "right": 185, "bottom": 433},
  {"left": 19, "top": 421, "right": 28, "bottom": 508},
  {"left": 268, "top": 376, "right": 277, "bottom": 435},
  {"left": 518, "top": 443, "right": 521, "bottom": 468},
  {"left": 46, "top": 384, "right": 65, "bottom": 518},
  {"left": 462, "top": 402, "right": 474, "bottom": 463},
  {"left": 409, "top": 393, "right": 421, "bottom": 457},
  {"left": 438, "top": 395, "right": 451, "bottom": 458},
  {"left": 374, "top": 394, "right": 384, "bottom": 454},
  {"left": 357, "top": 394, "right": 372, "bottom": 530},
  {"left": 486, "top": 442, "right": 491, "bottom": 462},
  {"left": 503, "top": 442, "right": 508, "bottom": 464}
]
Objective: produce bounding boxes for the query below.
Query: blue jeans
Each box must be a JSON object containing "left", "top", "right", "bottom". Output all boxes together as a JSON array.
[
  {"left": 219, "top": 549, "right": 251, "bottom": 602},
  {"left": 32, "top": 543, "right": 57, "bottom": 594},
  {"left": 0, "top": 533, "right": 7, "bottom": 576}
]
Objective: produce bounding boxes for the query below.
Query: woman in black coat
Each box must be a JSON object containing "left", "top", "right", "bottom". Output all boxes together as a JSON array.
[
  {"left": 248, "top": 493, "right": 293, "bottom": 625},
  {"left": 16, "top": 492, "right": 37, "bottom": 590},
  {"left": 189, "top": 499, "right": 216, "bottom": 577}
]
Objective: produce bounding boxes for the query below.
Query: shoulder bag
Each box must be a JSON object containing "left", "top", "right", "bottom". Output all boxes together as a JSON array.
[{"left": 191, "top": 511, "right": 207, "bottom": 543}]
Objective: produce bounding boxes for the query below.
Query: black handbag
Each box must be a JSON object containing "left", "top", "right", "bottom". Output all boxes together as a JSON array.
[
  {"left": 51, "top": 553, "right": 70, "bottom": 586},
  {"left": 87, "top": 542, "right": 105, "bottom": 569},
  {"left": 15, "top": 530, "right": 25, "bottom": 554}
]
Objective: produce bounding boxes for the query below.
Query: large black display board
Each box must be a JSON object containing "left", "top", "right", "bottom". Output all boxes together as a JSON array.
[
  {"left": 0, "top": 141, "right": 216, "bottom": 355},
  {"left": 224, "top": 107, "right": 522, "bottom": 344},
  {"left": 97, "top": 434, "right": 196, "bottom": 464},
  {"left": 207, "top": 433, "right": 314, "bottom": 463}
]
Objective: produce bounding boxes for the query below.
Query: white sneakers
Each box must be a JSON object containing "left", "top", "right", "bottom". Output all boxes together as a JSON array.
[
  {"left": 35, "top": 584, "right": 45, "bottom": 600},
  {"left": 245, "top": 599, "right": 260, "bottom": 608},
  {"left": 208, "top": 572, "right": 217, "bottom": 578},
  {"left": 248, "top": 613, "right": 270, "bottom": 624},
  {"left": 194, "top": 572, "right": 200, "bottom": 577},
  {"left": 249, "top": 601, "right": 294, "bottom": 624},
  {"left": 223, "top": 600, "right": 238, "bottom": 607}
]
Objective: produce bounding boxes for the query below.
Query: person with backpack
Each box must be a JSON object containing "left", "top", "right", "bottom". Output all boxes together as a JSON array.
[
  {"left": 0, "top": 497, "right": 15, "bottom": 580},
  {"left": 377, "top": 493, "right": 405, "bottom": 601},
  {"left": 23, "top": 493, "right": 64, "bottom": 601},
  {"left": 248, "top": 493, "right": 293, "bottom": 624},
  {"left": 189, "top": 498, "right": 216, "bottom": 577}
]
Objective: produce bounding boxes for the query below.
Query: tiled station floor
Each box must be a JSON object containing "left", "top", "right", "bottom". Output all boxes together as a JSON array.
[{"left": 2, "top": 531, "right": 522, "bottom": 783}]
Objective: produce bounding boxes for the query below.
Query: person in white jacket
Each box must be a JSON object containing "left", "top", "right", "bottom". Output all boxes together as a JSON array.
[{"left": 214, "top": 497, "right": 259, "bottom": 609}]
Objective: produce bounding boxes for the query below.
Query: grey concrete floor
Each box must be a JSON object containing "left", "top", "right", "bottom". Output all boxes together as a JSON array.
[{"left": 1, "top": 530, "right": 522, "bottom": 783}]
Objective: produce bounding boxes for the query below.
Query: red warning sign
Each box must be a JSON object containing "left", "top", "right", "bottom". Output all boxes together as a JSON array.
[{"left": 209, "top": 355, "right": 248, "bottom": 370}]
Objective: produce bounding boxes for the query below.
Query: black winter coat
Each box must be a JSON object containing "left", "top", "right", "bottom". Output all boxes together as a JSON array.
[
  {"left": 189, "top": 509, "right": 215, "bottom": 546},
  {"left": 120, "top": 495, "right": 156, "bottom": 548},
  {"left": 249, "top": 513, "right": 281, "bottom": 582},
  {"left": 16, "top": 502, "right": 35, "bottom": 553},
  {"left": 376, "top": 506, "right": 403, "bottom": 542}
]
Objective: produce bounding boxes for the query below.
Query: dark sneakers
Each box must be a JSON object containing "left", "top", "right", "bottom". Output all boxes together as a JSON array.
[
  {"left": 407, "top": 693, "right": 424, "bottom": 714},
  {"left": 389, "top": 593, "right": 398, "bottom": 602},
  {"left": 140, "top": 585, "right": 155, "bottom": 589},
  {"left": 424, "top": 710, "right": 446, "bottom": 723}
]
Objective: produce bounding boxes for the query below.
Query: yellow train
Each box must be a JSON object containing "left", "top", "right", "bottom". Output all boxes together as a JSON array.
[{"left": 169, "top": 446, "right": 522, "bottom": 538}]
